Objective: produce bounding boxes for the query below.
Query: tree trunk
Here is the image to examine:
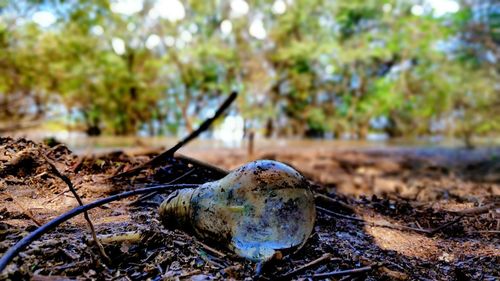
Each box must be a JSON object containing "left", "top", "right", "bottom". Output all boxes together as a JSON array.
[
  {"left": 182, "top": 105, "right": 193, "bottom": 133},
  {"left": 264, "top": 118, "right": 274, "bottom": 138},
  {"left": 357, "top": 124, "right": 369, "bottom": 139},
  {"left": 463, "top": 130, "right": 475, "bottom": 150},
  {"left": 83, "top": 110, "right": 101, "bottom": 136},
  {"left": 384, "top": 115, "right": 403, "bottom": 138}
]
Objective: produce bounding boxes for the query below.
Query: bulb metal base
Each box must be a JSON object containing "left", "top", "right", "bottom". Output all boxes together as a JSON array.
[{"left": 159, "top": 188, "right": 195, "bottom": 228}]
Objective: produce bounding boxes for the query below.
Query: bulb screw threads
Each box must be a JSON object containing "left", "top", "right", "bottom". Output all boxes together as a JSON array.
[{"left": 159, "top": 188, "right": 195, "bottom": 228}]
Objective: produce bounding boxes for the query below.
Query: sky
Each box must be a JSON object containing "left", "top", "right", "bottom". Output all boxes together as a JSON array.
[
  {"left": 29, "top": 0, "right": 462, "bottom": 32},
  {"left": 23, "top": 0, "right": 464, "bottom": 56}
]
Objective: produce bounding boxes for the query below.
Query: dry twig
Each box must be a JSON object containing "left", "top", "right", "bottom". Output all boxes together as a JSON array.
[
  {"left": 281, "top": 253, "right": 337, "bottom": 278},
  {"left": 113, "top": 92, "right": 237, "bottom": 179},
  {"left": 129, "top": 168, "right": 196, "bottom": 206},
  {"left": 0, "top": 183, "right": 198, "bottom": 272},
  {"left": 317, "top": 206, "right": 464, "bottom": 236},
  {"left": 40, "top": 154, "right": 111, "bottom": 264},
  {"left": 5, "top": 192, "right": 42, "bottom": 227},
  {"left": 175, "top": 154, "right": 229, "bottom": 176},
  {"left": 314, "top": 193, "right": 355, "bottom": 211},
  {"left": 471, "top": 230, "right": 500, "bottom": 234},
  {"left": 196, "top": 240, "right": 227, "bottom": 258},
  {"left": 450, "top": 203, "right": 499, "bottom": 216},
  {"left": 311, "top": 264, "right": 374, "bottom": 278}
]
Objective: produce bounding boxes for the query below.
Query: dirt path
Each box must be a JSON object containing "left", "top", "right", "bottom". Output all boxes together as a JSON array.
[{"left": 0, "top": 137, "right": 498, "bottom": 280}]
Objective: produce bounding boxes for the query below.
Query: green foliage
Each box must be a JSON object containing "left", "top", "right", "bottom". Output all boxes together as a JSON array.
[{"left": 0, "top": 0, "right": 498, "bottom": 146}]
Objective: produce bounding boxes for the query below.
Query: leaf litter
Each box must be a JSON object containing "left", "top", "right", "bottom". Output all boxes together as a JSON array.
[{"left": 0, "top": 136, "right": 499, "bottom": 280}]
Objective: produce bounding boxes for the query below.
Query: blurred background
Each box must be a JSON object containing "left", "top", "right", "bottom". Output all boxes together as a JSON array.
[{"left": 0, "top": 0, "right": 499, "bottom": 152}]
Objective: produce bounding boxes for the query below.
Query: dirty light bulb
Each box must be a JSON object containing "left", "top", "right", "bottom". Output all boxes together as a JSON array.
[{"left": 159, "top": 160, "right": 316, "bottom": 261}]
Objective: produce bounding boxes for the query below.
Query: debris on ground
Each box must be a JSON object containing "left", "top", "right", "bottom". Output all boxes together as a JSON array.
[{"left": 0, "top": 137, "right": 499, "bottom": 280}]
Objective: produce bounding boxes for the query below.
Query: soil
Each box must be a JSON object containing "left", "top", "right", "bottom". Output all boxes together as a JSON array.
[{"left": 0, "top": 137, "right": 499, "bottom": 280}]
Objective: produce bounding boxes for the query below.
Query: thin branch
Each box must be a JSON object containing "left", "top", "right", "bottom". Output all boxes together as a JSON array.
[
  {"left": 317, "top": 207, "right": 366, "bottom": 223},
  {"left": 310, "top": 264, "right": 374, "bottom": 278},
  {"left": 314, "top": 193, "right": 355, "bottom": 212},
  {"left": 0, "top": 183, "right": 198, "bottom": 273},
  {"left": 97, "top": 231, "right": 142, "bottom": 244},
  {"left": 471, "top": 230, "right": 500, "bottom": 234},
  {"left": 5, "top": 192, "right": 42, "bottom": 227},
  {"left": 317, "top": 206, "right": 464, "bottom": 236},
  {"left": 40, "top": 154, "right": 111, "bottom": 263},
  {"left": 197, "top": 250, "right": 225, "bottom": 268},
  {"left": 196, "top": 240, "right": 227, "bottom": 258},
  {"left": 113, "top": 91, "right": 237, "bottom": 179},
  {"left": 449, "top": 203, "right": 498, "bottom": 216},
  {"left": 128, "top": 168, "right": 196, "bottom": 206},
  {"left": 43, "top": 186, "right": 79, "bottom": 204},
  {"left": 427, "top": 215, "right": 465, "bottom": 236},
  {"left": 281, "top": 253, "right": 337, "bottom": 278},
  {"left": 175, "top": 154, "right": 229, "bottom": 177}
]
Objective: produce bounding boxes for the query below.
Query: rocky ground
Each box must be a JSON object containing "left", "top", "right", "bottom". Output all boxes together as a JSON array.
[{"left": 0, "top": 137, "right": 499, "bottom": 280}]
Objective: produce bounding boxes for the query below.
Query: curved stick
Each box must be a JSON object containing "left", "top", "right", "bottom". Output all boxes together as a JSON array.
[
  {"left": 113, "top": 91, "right": 238, "bottom": 178},
  {"left": 311, "top": 265, "right": 373, "bottom": 278},
  {"left": 0, "top": 183, "right": 198, "bottom": 273}
]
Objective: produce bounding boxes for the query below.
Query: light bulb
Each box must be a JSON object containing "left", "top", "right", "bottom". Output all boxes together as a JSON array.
[{"left": 159, "top": 160, "right": 316, "bottom": 261}]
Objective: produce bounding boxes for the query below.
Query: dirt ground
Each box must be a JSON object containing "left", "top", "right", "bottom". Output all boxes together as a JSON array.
[{"left": 0, "top": 137, "right": 499, "bottom": 280}]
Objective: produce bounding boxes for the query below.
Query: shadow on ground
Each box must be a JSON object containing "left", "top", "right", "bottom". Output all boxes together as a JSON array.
[{"left": 0, "top": 137, "right": 498, "bottom": 280}]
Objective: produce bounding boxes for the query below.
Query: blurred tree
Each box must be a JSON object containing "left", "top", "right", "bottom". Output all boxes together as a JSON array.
[
  {"left": 0, "top": 0, "right": 498, "bottom": 145},
  {"left": 450, "top": 0, "right": 500, "bottom": 146},
  {"left": 0, "top": 19, "right": 48, "bottom": 127}
]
